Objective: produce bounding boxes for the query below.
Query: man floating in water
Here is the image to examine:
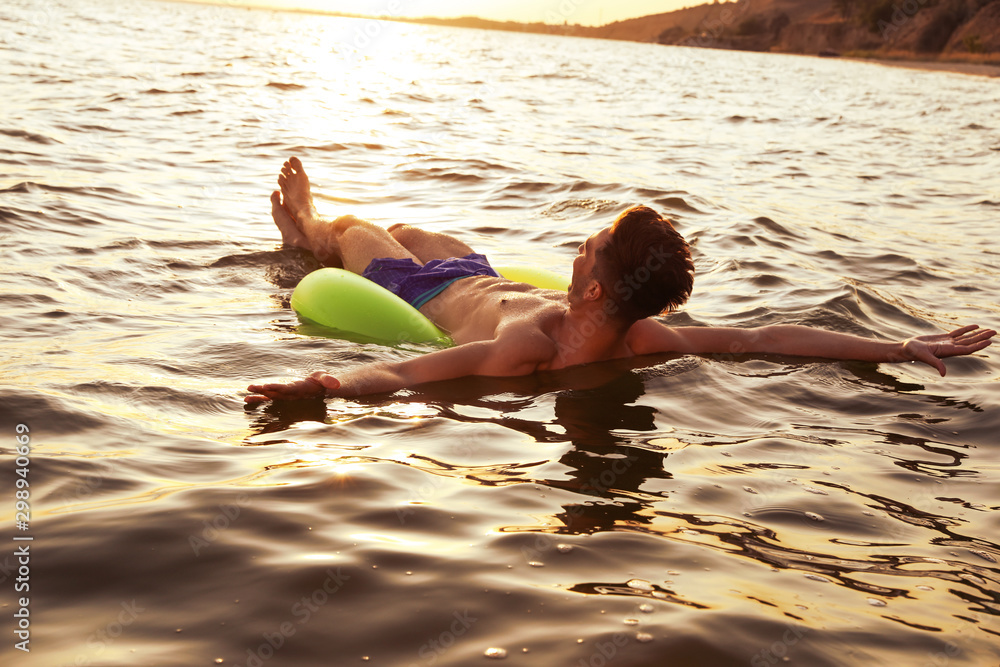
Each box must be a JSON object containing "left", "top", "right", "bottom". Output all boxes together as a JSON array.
[{"left": 245, "top": 157, "right": 995, "bottom": 403}]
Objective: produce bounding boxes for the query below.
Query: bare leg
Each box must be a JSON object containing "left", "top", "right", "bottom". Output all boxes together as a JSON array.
[
  {"left": 276, "top": 157, "right": 419, "bottom": 272},
  {"left": 271, "top": 191, "right": 309, "bottom": 249},
  {"left": 387, "top": 223, "right": 476, "bottom": 263}
]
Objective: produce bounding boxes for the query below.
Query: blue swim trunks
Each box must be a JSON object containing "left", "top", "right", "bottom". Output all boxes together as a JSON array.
[{"left": 362, "top": 253, "right": 500, "bottom": 310}]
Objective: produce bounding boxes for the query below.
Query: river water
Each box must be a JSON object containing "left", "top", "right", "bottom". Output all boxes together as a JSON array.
[{"left": 2, "top": 0, "right": 999, "bottom": 665}]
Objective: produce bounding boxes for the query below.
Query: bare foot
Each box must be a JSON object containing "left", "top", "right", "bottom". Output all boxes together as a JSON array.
[
  {"left": 278, "top": 157, "right": 318, "bottom": 227},
  {"left": 271, "top": 191, "right": 310, "bottom": 249}
]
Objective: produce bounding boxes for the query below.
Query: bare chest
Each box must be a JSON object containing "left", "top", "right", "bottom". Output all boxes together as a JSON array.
[{"left": 420, "top": 277, "right": 565, "bottom": 345}]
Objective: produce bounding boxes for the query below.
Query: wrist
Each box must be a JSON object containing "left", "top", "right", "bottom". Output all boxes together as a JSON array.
[{"left": 891, "top": 340, "right": 910, "bottom": 363}]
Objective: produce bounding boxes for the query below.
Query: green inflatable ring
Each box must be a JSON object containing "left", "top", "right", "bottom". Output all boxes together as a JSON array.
[
  {"left": 291, "top": 264, "right": 568, "bottom": 345},
  {"left": 495, "top": 265, "right": 569, "bottom": 292}
]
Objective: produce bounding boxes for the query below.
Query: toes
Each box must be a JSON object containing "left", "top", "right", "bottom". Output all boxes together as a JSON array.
[
  {"left": 270, "top": 191, "right": 281, "bottom": 206},
  {"left": 278, "top": 173, "right": 287, "bottom": 189},
  {"left": 290, "top": 156, "right": 304, "bottom": 174}
]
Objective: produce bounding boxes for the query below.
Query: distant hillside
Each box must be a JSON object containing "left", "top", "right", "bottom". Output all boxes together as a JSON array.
[
  {"left": 588, "top": 0, "right": 1000, "bottom": 59},
  {"left": 590, "top": 0, "right": 827, "bottom": 42},
  {"left": 403, "top": 0, "right": 999, "bottom": 61}
]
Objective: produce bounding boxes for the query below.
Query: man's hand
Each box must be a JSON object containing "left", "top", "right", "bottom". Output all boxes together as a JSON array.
[
  {"left": 245, "top": 371, "right": 341, "bottom": 404},
  {"left": 900, "top": 325, "right": 996, "bottom": 376}
]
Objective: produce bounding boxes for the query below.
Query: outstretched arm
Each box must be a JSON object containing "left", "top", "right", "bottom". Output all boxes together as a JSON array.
[
  {"left": 245, "top": 335, "right": 551, "bottom": 403},
  {"left": 628, "top": 321, "right": 995, "bottom": 376}
]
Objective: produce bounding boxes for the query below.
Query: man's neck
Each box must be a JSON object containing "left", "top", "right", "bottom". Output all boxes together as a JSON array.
[{"left": 551, "top": 306, "right": 631, "bottom": 369}]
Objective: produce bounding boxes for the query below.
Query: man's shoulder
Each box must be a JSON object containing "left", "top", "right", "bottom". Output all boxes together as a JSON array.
[{"left": 625, "top": 318, "right": 679, "bottom": 356}]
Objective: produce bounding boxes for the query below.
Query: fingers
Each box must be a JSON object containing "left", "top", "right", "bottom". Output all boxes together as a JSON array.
[
  {"left": 244, "top": 384, "right": 286, "bottom": 403},
  {"left": 959, "top": 339, "right": 993, "bottom": 354},
  {"left": 245, "top": 384, "right": 289, "bottom": 403},
  {"left": 920, "top": 326, "right": 995, "bottom": 372},
  {"left": 948, "top": 324, "right": 979, "bottom": 337},
  {"left": 942, "top": 330, "right": 995, "bottom": 354},
  {"left": 244, "top": 373, "right": 336, "bottom": 406},
  {"left": 934, "top": 326, "right": 996, "bottom": 351},
  {"left": 956, "top": 328, "right": 996, "bottom": 345}
]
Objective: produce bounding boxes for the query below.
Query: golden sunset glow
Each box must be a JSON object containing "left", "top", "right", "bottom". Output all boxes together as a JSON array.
[{"left": 179, "top": 0, "right": 695, "bottom": 26}]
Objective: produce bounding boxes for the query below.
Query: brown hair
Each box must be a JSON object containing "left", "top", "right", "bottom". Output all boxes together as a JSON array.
[{"left": 594, "top": 205, "right": 694, "bottom": 323}]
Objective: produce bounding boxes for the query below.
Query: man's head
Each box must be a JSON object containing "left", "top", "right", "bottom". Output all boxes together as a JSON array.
[{"left": 570, "top": 205, "right": 694, "bottom": 324}]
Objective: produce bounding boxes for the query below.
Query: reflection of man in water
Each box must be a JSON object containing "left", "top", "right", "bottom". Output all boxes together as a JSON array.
[{"left": 247, "top": 157, "right": 995, "bottom": 403}]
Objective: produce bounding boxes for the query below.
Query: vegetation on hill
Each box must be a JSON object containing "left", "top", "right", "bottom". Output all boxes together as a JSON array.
[
  {"left": 403, "top": 0, "right": 999, "bottom": 63},
  {"left": 599, "top": 0, "right": 1000, "bottom": 60}
]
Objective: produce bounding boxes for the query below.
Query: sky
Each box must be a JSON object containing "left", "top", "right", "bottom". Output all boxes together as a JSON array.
[{"left": 212, "top": 0, "right": 695, "bottom": 26}]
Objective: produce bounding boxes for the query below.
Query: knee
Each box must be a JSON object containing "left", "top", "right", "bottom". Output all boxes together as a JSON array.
[
  {"left": 387, "top": 223, "right": 419, "bottom": 244},
  {"left": 338, "top": 224, "right": 370, "bottom": 246},
  {"left": 331, "top": 214, "right": 367, "bottom": 236}
]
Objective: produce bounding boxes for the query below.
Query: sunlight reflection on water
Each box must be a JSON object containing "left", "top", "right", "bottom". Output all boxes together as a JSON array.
[{"left": 2, "top": 0, "right": 1000, "bottom": 664}]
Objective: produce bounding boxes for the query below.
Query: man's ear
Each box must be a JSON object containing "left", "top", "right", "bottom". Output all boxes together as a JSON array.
[{"left": 583, "top": 279, "right": 603, "bottom": 302}]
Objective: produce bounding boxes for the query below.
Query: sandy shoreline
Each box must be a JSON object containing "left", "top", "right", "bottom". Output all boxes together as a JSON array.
[{"left": 845, "top": 56, "right": 1000, "bottom": 78}]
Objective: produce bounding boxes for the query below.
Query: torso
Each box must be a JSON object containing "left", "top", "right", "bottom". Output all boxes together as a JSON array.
[
  {"left": 419, "top": 276, "right": 566, "bottom": 345},
  {"left": 418, "top": 275, "right": 646, "bottom": 372}
]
